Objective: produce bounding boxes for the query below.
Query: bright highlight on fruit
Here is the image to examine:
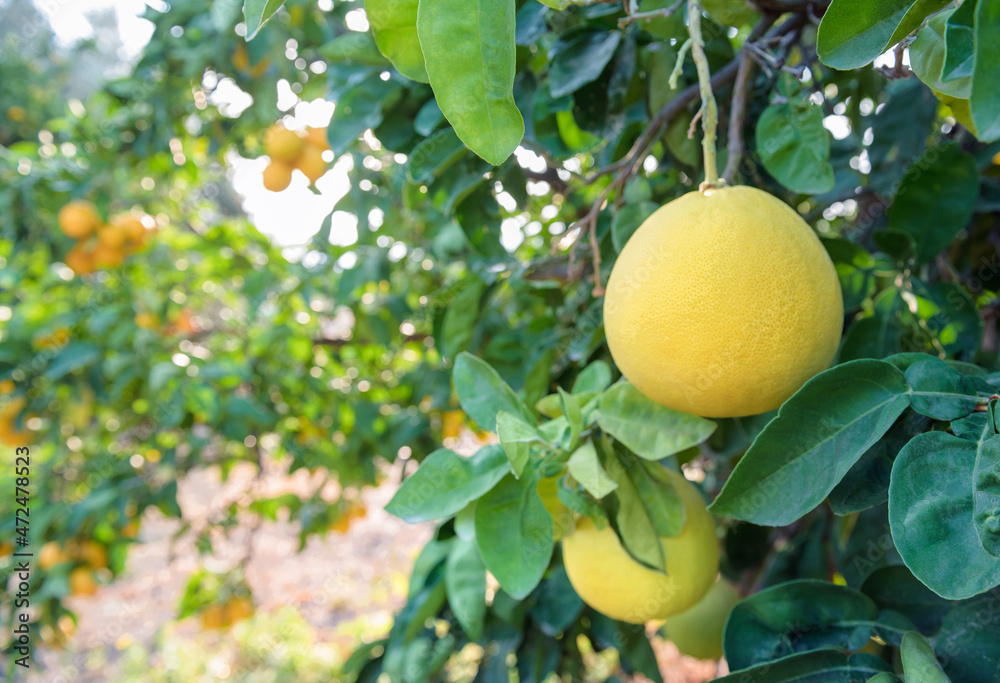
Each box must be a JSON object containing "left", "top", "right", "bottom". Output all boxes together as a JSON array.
[
  {"left": 561, "top": 469, "right": 719, "bottom": 623},
  {"left": 603, "top": 185, "right": 843, "bottom": 418},
  {"left": 261, "top": 123, "right": 331, "bottom": 190}
]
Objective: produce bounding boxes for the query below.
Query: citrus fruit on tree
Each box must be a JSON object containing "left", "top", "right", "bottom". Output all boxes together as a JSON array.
[
  {"left": 295, "top": 145, "right": 327, "bottom": 185},
  {"left": 97, "top": 222, "right": 128, "bottom": 249},
  {"left": 561, "top": 468, "right": 719, "bottom": 623},
  {"left": 603, "top": 185, "right": 842, "bottom": 417},
  {"left": 263, "top": 161, "right": 294, "bottom": 192},
  {"left": 38, "top": 542, "right": 69, "bottom": 570},
  {"left": 110, "top": 213, "right": 147, "bottom": 244},
  {"left": 662, "top": 578, "right": 740, "bottom": 660},
  {"left": 200, "top": 603, "right": 228, "bottom": 629},
  {"left": 64, "top": 244, "right": 96, "bottom": 275},
  {"left": 305, "top": 126, "right": 330, "bottom": 151},
  {"left": 264, "top": 124, "right": 305, "bottom": 162},
  {"left": 224, "top": 596, "right": 255, "bottom": 623},
  {"left": 68, "top": 567, "right": 98, "bottom": 596},
  {"left": 57, "top": 200, "right": 101, "bottom": 239}
]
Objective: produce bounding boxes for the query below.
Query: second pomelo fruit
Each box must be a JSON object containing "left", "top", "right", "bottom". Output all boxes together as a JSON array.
[
  {"left": 562, "top": 468, "right": 719, "bottom": 623},
  {"left": 603, "top": 185, "right": 842, "bottom": 418},
  {"left": 663, "top": 578, "right": 740, "bottom": 660}
]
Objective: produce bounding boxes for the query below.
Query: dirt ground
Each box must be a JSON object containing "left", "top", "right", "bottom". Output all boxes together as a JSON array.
[{"left": 26, "top": 434, "right": 722, "bottom": 683}]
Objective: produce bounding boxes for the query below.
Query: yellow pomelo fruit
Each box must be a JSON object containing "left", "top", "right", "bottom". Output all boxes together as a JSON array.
[
  {"left": 537, "top": 476, "right": 574, "bottom": 541},
  {"left": 603, "top": 185, "right": 842, "bottom": 417},
  {"left": 663, "top": 578, "right": 741, "bottom": 660},
  {"left": 263, "top": 161, "right": 294, "bottom": 192},
  {"left": 97, "top": 222, "right": 128, "bottom": 249},
  {"left": 305, "top": 126, "right": 330, "bottom": 151},
  {"left": 110, "top": 213, "right": 147, "bottom": 245},
  {"left": 58, "top": 200, "right": 101, "bottom": 239},
  {"left": 264, "top": 125, "right": 305, "bottom": 162},
  {"left": 64, "top": 244, "right": 97, "bottom": 275},
  {"left": 562, "top": 469, "right": 719, "bottom": 623},
  {"left": 39, "top": 542, "right": 70, "bottom": 569},
  {"left": 92, "top": 241, "right": 126, "bottom": 267},
  {"left": 68, "top": 567, "right": 98, "bottom": 596},
  {"left": 295, "top": 145, "right": 327, "bottom": 184}
]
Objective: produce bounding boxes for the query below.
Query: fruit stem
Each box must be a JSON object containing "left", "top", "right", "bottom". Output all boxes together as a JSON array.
[{"left": 687, "top": 0, "right": 723, "bottom": 191}]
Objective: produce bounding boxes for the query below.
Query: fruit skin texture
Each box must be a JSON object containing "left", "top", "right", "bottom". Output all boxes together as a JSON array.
[
  {"left": 562, "top": 468, "right": 719, "bottom": 624},
  {"left": 264, "top": 125, "right": 305, "bottom": 162},
  {"left": 603, "top": 185, "right": 843, "bottom": 417},
  {"left": 58, "top": 201, "right": 101, "bottom": 239},
  {"left": 663, "top": 578, "right": 740, "bottom": 660},
  {"left": 263, "top": 161, "right": 294, "bottom": 192}
]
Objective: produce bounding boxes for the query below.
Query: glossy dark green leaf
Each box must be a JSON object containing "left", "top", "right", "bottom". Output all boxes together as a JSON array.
[
  {"left": 973, "top": 434, "right": 1000, "bottom": 557},
  {"left": 755, "top": 101, "right": 835, "bottom": 194},
  {"left": 889, "top": 142, "right": 979, "bottom": 263},
  {"left": 327, "top": 79, "right": 401, "bottom": 154},
  {"left": 445, "top": 538, "right": 487, "bottom": 639},
  {"left": 597, "top": 382, "right": 716, "bottom": 461},
  {"left": 588, "top": 615, "right": 664, "bottom": 683},
  {"left": 548, "top": 29, "right": 621, "bottom": 98},
  {"left": 889, "top": 431, "right": 1000, "bottom": 598},
  {"left": 558, "top": 387, "right": 582, "bottom": 451},
  {"left": 829, "top": 410, "right": 931, "bottom": 515},
  {"left": 971, "top": 0, "right": 1000, "bottom": 141},
  {"left": 900, "top": 631, "right": 950, "bottom": 682},
  {"left": 710, "top": 360, "right": 910, "bottom": 526},
  {"left": 529, "top": 565, "right": 584, "bottom": 636},
  {"left": 557, "top": 475, "right": 609, "bottom": 526},
  {"left": 416, "top": 0, "right": 524, "bottom": 164},
  {"left": 367, "top": 0, "right": 429, "bottom": 82},
  {"left": 937, "top": 589, "right": 1000, "bottom": 682},
  {"left": 515, "top": 628, "right": 559, "bottom": 683},
  {"left": 627, "top": 457, "right": 686, "bottom": 538},
  {"left": 943, "top": 0, "right": 976, "bottom": 81},
  {"left": 714, "top": 649, "right": 892, "bottom": 682},
  {"left": 385, "top": 446, "right": 509, "bottom": 522},
  {"left": 474, "top": 471, "right": 554, "bottom": 598},
  {"left": 910, "top": 10, "right": 972, "bottom": 99},
  {"left": 603, "top": 447, "right": 664, "bottom": 570},
  {"left": 453, "top": 352, "right": 536, "bottom": 430},
  {"left": 243, "top": 0, "right": 285, "bottom": 40},
  {"left": 905, "top": 358, "right": 980, "bottom": 420},
  {"left": 860, "top": 565, "right": 954, "bottom": 634},
  {"left": 817, "top": 0, "right": 950, "bottom": 70},
  {"left": 723, "top": 580, "right": 877, "bottom": 670},
  {"left": 406, "top": 128, "right": 468, "bottom": 184},
  {"left": 823, "top": 238, "right": 876, "bottom": 310},
  {"left": 611, "top": 201, "right": 657, "bottom": 252}
]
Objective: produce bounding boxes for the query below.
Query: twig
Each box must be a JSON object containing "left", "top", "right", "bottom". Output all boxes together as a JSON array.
[
  {"left": 668, "top": 38, "right": 693, "bottom": 90},
  {"left": 618, "top": 0, "right": 683, "bottom": 28},
  {"left": 687, "top": 0, "right": 722, "bottom": 188},
  {"left": 722, "top": 52, "right": 755, "bottom": 183}
]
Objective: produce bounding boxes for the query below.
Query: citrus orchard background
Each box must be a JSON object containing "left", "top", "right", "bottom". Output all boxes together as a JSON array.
[{"left": 2, "top": 0, "right": 1000, "bottom": 680}]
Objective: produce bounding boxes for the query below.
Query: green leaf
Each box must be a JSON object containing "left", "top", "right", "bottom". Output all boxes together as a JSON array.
[
  {"left": 572, "top": 360, "right": 612, "bottom": 394},
  {"left": 860, "top": 565, "right": 954, "bottom": 634},
  {"left": 453, "top": 352, "right": 536, "bottom": 431},
  {"left": 319, "top": 32, "right": 391, "bottom": 66},
  {"left": 971, "top": 0, "right": 1000, "bottom": 141},
  {"left": 558, "top": 387, "right": 582, "bottom": 451},
  {"left": 822, "top": 238, "right": 876, "bottom": 310},
  {"left": 416, "top": 0, "right": 524, "bottom": 165},
  {"left": 905, "top": 358, "right": 980, "bottom": 420},
  {"left": 567, "top": 440, "right": 617, "bottom": 499},
  {"left": 602, "top": 448, "right": 665, "bottom": 570},
  {"left": 889, "top": 142, "right": 979, "bottom": 263},
  {"left": 497, "top": 411, "right": 542, "bottom": 478},
  {"left": 713, "top": 650, "right": 892, "bottom": 682},
  {"left": 474, "top": 471, "right": 554, "bottom": 598},
  {"left": 755, "top": 101, "right": 835, "bottom": 195},
  {"left": 406, "top": 128, "right": 469, "bottom": 184},
  {"left": 817, "top": 0, "right": 950, "bottom": 70},
  {"left": 942, "top": 0, "right": 976, "bottom": 81},
  {"left": 937, "top": 590, "right": 1000, "bottom": 682},
  {"left": 557, "top": 475, "right": 609, "bottom": 526},
  {"left": 548, "top": 29, "right": 622, "bottom": 98},
  {"left": 445, "top": 538, "right": 487, "bottom": 639},
  {"left": 973, "top": 434, "right": 1000, "bottom": 557},
  {"left": 888, "top": 431, "right": 1000, "bottom": 598},
  {"left": 611, "top": 201, "right": 657, "bottom": 252},
  {"left": 626, "top": 459, "right": 685, "bottom": 538},
  {"left": 44, "top": 343, "right": 100, "bottom": 380},
  {"left": 243, "top": 0, "right": 285, "bottom": 40},
  {"left": 596, "top": 382, "right": 716, "bottom": 461},
  {"left": 723, "top": 580, "right": 877, "bottom": 670},
  {"left": 440, "top": 275, "right": 485, "bottom": 360},
  {"left": 327, "top": 79, "right": 400, "bottom": 155},
  {"left": 529, "top": 565, "right": 584, "bottom": 635},
  {"left": 367, "top": 0, "right": 429, "bottom": 82},
  {"left": 910, "top": 10, "right": 972, "bottom": 98},
  {"left": 589, "top": 615, "right": 664, "bottom": 683},
  {"left": 385, "top": 446, "right": 510, "bottom": 522},
  {"left": 900, "top": 631, "right": 951, "bottom": 682},
  {"left": 709, "top": 360, "right": 911, "bottom": 526}
]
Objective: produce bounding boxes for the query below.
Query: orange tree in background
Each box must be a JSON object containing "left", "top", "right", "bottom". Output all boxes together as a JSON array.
[{"left": 2, "top": 0, "right": 1000, "bottom": 680}]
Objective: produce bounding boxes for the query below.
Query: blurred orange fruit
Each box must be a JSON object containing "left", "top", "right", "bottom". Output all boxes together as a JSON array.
[{"left": 58, "top": 201, "right": 101, "bottom": 239}]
